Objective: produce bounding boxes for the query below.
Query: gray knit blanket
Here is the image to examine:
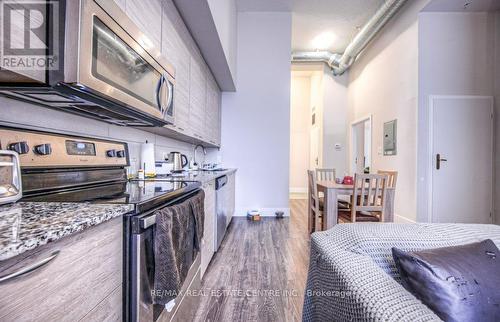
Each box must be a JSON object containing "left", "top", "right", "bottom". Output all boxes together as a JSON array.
[
  {"left": 153, "top": 190, "right": 205, "bottom": 305},
  {"left": 302, "top": 223, "right": 500, "bottom": 322}
]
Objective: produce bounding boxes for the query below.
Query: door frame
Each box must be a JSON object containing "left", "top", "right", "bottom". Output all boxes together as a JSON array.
[
  {"left": 350, "top": 114, "right": 372, "bottom": 174},
  {"left": 427, "top": 95, "right": 494, "bottom": 223}
]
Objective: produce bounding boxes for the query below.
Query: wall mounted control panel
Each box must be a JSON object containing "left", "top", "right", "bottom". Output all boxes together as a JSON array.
[{"left": 0, "top": 127, "right": 129, "bottom": 168}]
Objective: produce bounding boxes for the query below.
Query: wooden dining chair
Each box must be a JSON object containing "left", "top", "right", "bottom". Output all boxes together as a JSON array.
[
  {"left": 315, "top": 168, "right": 350, "bottom": 210},
  {"left": 377, "top": 170, "right": 398, "bottom": 188},
  {"left": 316, "top": 168, "right": 336, "bottom": 181},
  {"left": 307, "top": 170, "right": 322, "bottom": 233},
  {"left": 338, "top": 173, "right": 388, "bottom": 223}
]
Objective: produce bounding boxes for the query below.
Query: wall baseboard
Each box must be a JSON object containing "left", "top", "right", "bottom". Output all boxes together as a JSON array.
[
  {"left": 289, "top": 187, "right": 307, "bottom": 193},
  {"left": 234, "top": 207, "right": 291, "bottom": 217},
  {"left": 289, "top": 187, "right": 307, "bottom": 200},
  {"left": 394, "top": 214, "right": 416, "bottom": 224}
]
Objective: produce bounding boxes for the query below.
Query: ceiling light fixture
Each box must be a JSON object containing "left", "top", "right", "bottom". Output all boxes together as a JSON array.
[{"left": 311, "top": 32, "right": 336, "bottom": 51}]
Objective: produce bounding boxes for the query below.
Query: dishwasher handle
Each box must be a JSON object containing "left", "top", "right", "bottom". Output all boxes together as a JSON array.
[{"left": 216, "top": 175, "right": 228, "bottom": 190}]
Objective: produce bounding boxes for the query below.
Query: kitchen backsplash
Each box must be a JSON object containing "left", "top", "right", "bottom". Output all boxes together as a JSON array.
[{"left": 0, "top": 97, "right": 220, "bottom": 175}]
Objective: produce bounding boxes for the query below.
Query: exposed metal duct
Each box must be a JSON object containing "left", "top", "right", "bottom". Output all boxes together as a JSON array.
[{"left": 291, "top": 0, "right": 409, "bottom": 76}]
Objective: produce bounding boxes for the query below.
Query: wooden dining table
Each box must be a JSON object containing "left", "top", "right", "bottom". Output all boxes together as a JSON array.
[{"left": 316, "top": 180, "right": 396, "bottom": 229}]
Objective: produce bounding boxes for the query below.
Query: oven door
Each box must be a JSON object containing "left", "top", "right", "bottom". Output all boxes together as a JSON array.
[
  {"left": 77, "top": 0, "right": 174, "bottom": 124},
  {"left": 126, "top": 189, "right": 202, "bottom": 322}
]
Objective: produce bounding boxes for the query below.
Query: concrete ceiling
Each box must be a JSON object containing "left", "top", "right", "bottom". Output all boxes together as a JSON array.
[
  {"left": 236, "top": 0, "right": 385, "bottom": 53},
  {"left": 423, "top": 0, "right": 500, "bottom": 12}
]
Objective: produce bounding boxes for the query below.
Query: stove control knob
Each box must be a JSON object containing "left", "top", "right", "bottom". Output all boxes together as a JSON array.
[
  {"left": 8, "top": 141, "right": 29, "bottom": 154},
  {"left": 106, "top": 149, "right": 116, "bottom": 158},
  {"left": 116, "top": 150, "right": 126, "bottom": 158},
  {"left": 34, "top": 143, "right": 52, "bottom": 156}
]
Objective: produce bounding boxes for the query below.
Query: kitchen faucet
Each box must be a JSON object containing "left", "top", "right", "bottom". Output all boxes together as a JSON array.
[{"left": 192, "top": 144, "right": 206, "bottom": 168}]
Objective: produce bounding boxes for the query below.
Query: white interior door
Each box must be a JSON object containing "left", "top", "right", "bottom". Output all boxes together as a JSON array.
[
  {"left": 430, "top": 96, "right": 493, "bottom": 224},
  {"left": 352, "top": 122, "right": 366, "bottom": 174},
  {"left": 310, "top": 126, "right": 320, "bottom": 169}
]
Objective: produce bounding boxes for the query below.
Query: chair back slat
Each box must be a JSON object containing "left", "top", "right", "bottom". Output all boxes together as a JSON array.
[
  {"left": 377, "top": 170, "right": 398, "bottom": 188},
  {"left": 351, "top": 173, "right": 388, "bottom": 222},
  {"left": 316, "top": 168, "right": 336, "bottom": 181}
]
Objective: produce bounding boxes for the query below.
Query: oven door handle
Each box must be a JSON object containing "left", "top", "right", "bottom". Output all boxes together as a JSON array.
[{"left": 138, "top": 188, "right": 201, "bottom": 229}]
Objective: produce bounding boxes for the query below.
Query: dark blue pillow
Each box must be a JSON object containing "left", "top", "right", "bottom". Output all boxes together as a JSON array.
[{"left": 392, "top": 239, "right": 500, "bottom": 322}]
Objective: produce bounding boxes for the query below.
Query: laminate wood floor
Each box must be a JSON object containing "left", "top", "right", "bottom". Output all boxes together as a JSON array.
[{"left": 193, "top": 199, "right": 310, "bottom": 322}]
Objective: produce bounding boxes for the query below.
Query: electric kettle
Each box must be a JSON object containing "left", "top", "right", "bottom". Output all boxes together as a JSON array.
[
  {"left": 167, "top": 152, "right": 188, "bottom": 173},
  {"left": 0, "top": 150, "right": 22, "bottom": 205}
]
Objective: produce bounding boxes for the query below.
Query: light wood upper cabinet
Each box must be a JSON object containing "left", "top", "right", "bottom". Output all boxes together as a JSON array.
[
  {"left": 161, "top": 0, "right": 191, "bottom": 134},
  {"left": 129, "top": 0, "right": 222, "bottom": 147},
  {"left": 113, "top": 0, "right": 126, "bottom": 12},
  {"left": 205, "top": 72, "right": 221, "bottom": 146},
  {"left": 125, "top": 0, "right": 162, "bottom": 50},
  {"left": 189, "top": 52, "right": 207, "bottom": 139}
]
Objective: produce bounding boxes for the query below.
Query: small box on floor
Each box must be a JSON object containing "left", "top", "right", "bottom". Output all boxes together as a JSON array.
[{"left": 247, "top": 210, "right": 261, "bottom": 221}]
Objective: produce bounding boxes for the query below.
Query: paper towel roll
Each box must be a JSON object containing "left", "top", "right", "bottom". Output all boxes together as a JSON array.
[{"left": 140, "top": 142, "right": 156, "bottom": 177}]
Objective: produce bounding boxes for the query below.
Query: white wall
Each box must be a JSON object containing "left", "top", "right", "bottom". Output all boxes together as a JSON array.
[
  {"left": 347, "top": 0, "right": 429, "bottom": 222},
  {"left": 290, "top": 73, "right": 311, "bottom": 194},
  {"left": 322, "top": 66, "right": 349, "bottom": 176},
  {"left": 207, "top": 0, "right": 238, "bottom": 81},
  {"left": 417, "top": 12, "right": 497, "bottom": 222},
  {"left": 220, "top": 11, "right": 292, "bottom": 216}
]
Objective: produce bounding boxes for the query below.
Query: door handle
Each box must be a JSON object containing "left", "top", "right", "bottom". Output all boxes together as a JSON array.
[
  {"left": 436, "top": 153, "right": 447, "bottom": 170},
  {"left": 0, "top": 251, "right": 59, "bottom": 283}
]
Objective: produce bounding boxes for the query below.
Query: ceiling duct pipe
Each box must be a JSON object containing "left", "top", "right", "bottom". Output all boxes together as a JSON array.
[{"left": 291, "top": 0, "right": 409, "bottom": 76}]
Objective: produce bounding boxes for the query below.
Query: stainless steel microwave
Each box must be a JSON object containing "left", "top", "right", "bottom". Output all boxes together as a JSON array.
[{"left": 0, "top": 0, "right": 175, "bottom": 127}]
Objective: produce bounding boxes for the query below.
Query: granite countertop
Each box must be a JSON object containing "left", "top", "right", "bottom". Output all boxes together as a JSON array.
[
  {"left": 0, "top": 202, "right": 133, "bottom": 261},
  {"left": 0, "top": 169, "right": 236, "bottom": 261},
  {"left": 174, "top": 168, "right": 237, "bottom": 184}
]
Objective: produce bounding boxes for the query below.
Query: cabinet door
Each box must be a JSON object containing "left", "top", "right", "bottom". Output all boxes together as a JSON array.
[
  {"left": 214, "top": 84, "right": 222, "bottom": 146},
  {"left": 189, "top": 53, "right": 207, "bottom": 139},
  {"left": 126, "top": 0, "right": 162, "bottom": 50},
  {"left": 205, "top": 74, "right": 216, "bottom": 145},
  {"left": 205, "top": 73, "right": 222, "bottom": 146},
  {"left": 161, "top": 0, "right": 191, "bottom": 134},
  {"left": 201, "top": 180, "right": 216, "bottom": 278},
  {"left": 0, "top": 217, "right": 122, "bottom": 321},
  {"left": 113, "top": 0, "right": 126, "bottom": 11}
]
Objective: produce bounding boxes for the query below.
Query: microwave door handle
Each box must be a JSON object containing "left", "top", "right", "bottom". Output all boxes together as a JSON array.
[
  {"left": 165, "top": 78, "right": 173, "bottom": 113},
  {"left": 155, "top": 74, "right": 165, "bottom": 113}
]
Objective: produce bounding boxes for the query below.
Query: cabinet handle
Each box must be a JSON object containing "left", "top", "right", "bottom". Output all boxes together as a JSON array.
[{"left": 0, "top": 250, "right": 60, "bottom": 283}]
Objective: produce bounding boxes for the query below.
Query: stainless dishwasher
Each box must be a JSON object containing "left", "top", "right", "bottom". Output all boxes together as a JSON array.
[{"left": 215, "top": 175, "right": 229, "bottom": 251}]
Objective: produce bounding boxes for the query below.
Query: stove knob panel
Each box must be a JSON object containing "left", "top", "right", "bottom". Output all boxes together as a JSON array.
[
  {"left": 8, "top": 141, "right": 29, "bottom": 154},
  {"left": 116, "top": 150, "right": 126, "bottom": 158},
  {"left": 34, "top": 143, "right": 52, "bottom": 156},
  {"left": 106, "top": 149, "right": 117, "bottom": 158}
]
